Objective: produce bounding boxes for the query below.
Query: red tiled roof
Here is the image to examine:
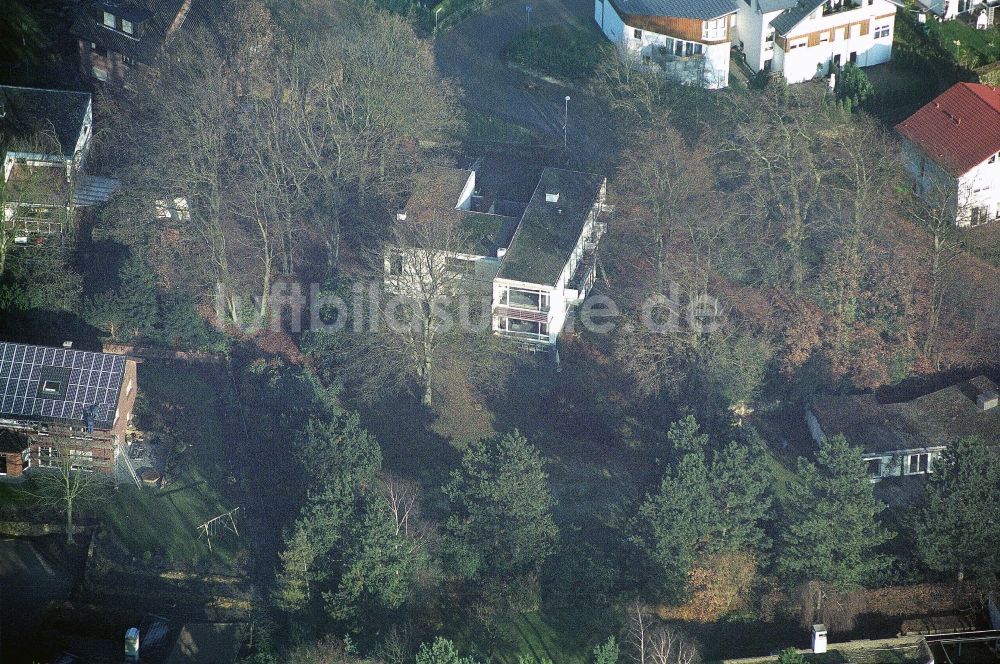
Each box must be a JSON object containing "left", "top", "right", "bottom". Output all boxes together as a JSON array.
[{"left": 895, "top": 83, "right": 1000, "bottom": 177}]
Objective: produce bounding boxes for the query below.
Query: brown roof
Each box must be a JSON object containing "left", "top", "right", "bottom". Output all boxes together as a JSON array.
[
  {"left": 811, "top": 376, "right": 1000, "bottom": 454},
  {"left": 895, "top": 83, "right": 1000, "bottom": 177}
]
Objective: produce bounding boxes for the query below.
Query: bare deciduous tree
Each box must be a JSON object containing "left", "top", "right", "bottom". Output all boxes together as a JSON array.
[
  {"left": 624, "top": 601, "right": 700, "bottom": 664},
  {"left": 21, "top": 442, "right": 111, "bottom": 545}
]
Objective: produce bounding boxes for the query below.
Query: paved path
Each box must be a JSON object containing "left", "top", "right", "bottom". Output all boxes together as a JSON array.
[{"left": 434, "top": 0, "right": 622, "bottom": 171}]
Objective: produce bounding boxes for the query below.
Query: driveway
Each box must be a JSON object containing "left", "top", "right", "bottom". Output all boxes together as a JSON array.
[{"left": 434, "top": 0, "right": 622, "bottom": 172}]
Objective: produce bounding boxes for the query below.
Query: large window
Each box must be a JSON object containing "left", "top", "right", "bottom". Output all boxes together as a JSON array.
[
  {"left": 103, "top": 11, "right": 116, "bottom": 27},
  {"left": 702, "top": 16, "right": 728, "bottom": 41},
  {"left": 389, "top": 252, "right": 404, "bottom": 276},
  {"left": 865, "top": 458, "right": 882, "bottom": 478},
  {"left": 507, "top": 288, "right": 549, "bottom": 311},
  {"left": 503, "top": 318, "right": 548, "bottom": 337},
  {"left": 122, "top": 19, "right": 134, "bottom": 34},
  {"left": 874, "top": 24, "right": 891, "bottom": 38},
  {"left": 907, "top": 453, "right": 929, "bottom": 474},
  {"left": 971, "top": 206, "right": 990, "bottom": 226}
]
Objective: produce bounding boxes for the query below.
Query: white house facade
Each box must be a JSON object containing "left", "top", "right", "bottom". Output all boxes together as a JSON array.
[
  {"left": 770, "top": 0, "right": 896, "bottom": 83},
  {"left": 897, "top": 82, "right": 1000, "bottom": 227},
  {"left": 594, "top": 0, "right": 737, "bottom": 88},
  {"left": 595, "top": 0, "right": 899, "bottom": 86},
  {"left": 385, "top": 166, "right": 608, "bottom": 347}
]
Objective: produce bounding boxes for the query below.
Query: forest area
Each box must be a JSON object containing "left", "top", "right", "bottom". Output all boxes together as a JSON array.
[{"left": 1, "top": 0, "right": 1000, "bottom": 662}]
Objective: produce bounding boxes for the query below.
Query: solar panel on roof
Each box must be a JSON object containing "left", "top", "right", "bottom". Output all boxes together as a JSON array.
[{"left": 0, "top": 342, "right": 127, "bottom": 430}]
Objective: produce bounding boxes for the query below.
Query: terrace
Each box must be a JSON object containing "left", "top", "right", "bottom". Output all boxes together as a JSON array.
[{"left": 822, "top": 0, "right": 862, "bottom": 16}]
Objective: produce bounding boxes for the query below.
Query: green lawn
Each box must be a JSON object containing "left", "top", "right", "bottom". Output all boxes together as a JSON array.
[
  {"left": 102, "top": 360, "right": 245, "bottom": 570},
  {"left": 99, "top": 467, "right": 241, "bottom": 569},
  {"left": 457, "top": 611, "right": 598, "bottom": 664},
  {"left": 927, "top": 19, "right": 1000, "bottom": 68},
  {"left": 505, "top": 25, "right": 610, "bottom": 82}
]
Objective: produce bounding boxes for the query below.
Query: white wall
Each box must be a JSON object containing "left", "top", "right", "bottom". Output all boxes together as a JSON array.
[
  {"left": 734, "top": 5, "right": 785, "bottom": 71},
  {"left": 957, "top": 152, "right": 1000, "bottom": 226},
  {"left": 902, "top": 137, "right": 1000, "bottom": 227},
  {"left": 596, "top": 0, "right": 732, "bottom": 88},
  {"left": 595, "top": 0, "right": 626, "bottom": 43},
  {"left": 456, "top": 171, "right": 475, "bottom": 211},
  {"left": 774, "top": 0, "right": 897, "bottom": 83}
]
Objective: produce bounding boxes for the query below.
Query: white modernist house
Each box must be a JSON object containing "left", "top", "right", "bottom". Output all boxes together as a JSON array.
[
  {"left": 595, "top": 0, "right": 737, "bottom": 88},
  {"left": 1, "top": 85, "right": 93, "bottom": 240},
  {"left": 807, "top": 376, "right": 1000, "bottom": 482},
  {"left": 385, "top": 166, "right": 608, "bottom": 346},
  {"left": 596, "top": 0, "right": 899, "bottom": 86},
  {"left": 897, "top": 82, "right": 1000, "bottom": 227}
]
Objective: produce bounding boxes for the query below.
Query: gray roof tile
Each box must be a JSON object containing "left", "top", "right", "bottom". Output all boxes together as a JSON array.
[{"left": 609, "top": 0, "right": 739, "bottom": 21}]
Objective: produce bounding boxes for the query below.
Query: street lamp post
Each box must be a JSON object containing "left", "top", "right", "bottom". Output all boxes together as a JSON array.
[
  {"left": 563, "top": 95, "right": 570, "bottom": 150},
  {"left": 526, "top": 4, "right": 532, "bottom": 28},
  {"left": 435, "top": 6, "right": 442, "bottom": 32}
]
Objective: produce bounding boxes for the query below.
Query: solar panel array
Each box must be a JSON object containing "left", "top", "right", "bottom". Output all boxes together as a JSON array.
[{"left": 0, "top": 342, "right": 126, "bottom": 430}]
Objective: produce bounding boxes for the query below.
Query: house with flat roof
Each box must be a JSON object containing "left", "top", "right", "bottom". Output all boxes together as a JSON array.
[
  {"left": 385, "top": 165, "right": 608, "bottom": 346},
  {"left": 807, "top": 376, "right": 1000, "bottom": 481},
  {"left": 1, "top": 85, "right": 93, "bottom": 242},
  {"left": 896, "top": 83, "right": 1000, "bottom": 227},
  {"left": 0, "top": 342, "right": 138, "bottom": 480}
]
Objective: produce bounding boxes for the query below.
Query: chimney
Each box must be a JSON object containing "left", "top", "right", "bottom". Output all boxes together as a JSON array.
[
  {"left": 812, "top": 625, "right": 828, "bottom": 654},
  {"left": 545, "top": 191, "right": 560, "bottom": 203},
  {"left": 977, "top": 389, "right": 998, "bottom": 411}
]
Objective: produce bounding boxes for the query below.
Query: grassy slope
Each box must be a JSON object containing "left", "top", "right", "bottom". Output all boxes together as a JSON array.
[
  {"left": 928, "top": 19, "right": 1000, "bottom": 67},
  {"left": 100, "top": 360, "right": 244, "bottom": 569}
]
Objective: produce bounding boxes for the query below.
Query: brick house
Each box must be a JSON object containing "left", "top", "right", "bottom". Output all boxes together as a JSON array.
[
  {"left": 0, "top": 342, "right": 138, "bottom": 480},
  {"left": 70, "top": 0, "right": 194, "bottom": 86}
]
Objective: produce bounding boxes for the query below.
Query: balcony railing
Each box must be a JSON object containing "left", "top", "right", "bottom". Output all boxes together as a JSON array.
[{"left": 822, "top": 0, "right": 861, "bottom": 15}]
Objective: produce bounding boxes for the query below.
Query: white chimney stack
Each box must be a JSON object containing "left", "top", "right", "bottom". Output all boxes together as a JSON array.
[
  {"left": 978, "top": 390, "right": 998, "bottom": 411},
  {"left": 812, "top": 625, "right": 828, "bottom": 654}
]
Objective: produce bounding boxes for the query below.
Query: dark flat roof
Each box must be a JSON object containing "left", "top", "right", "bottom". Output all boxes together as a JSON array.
[
  {"left": 0, "top": 342, "right": 127, "bottom": 430},
  {"left": 811, "top": 376, "right": 1000, "bottom": 454},
  {"left": 0, "top": 86, "right": 90, "bottom": 157},
  {"left": 497, "top": 168, "right": 605, "bottom": 286}
]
